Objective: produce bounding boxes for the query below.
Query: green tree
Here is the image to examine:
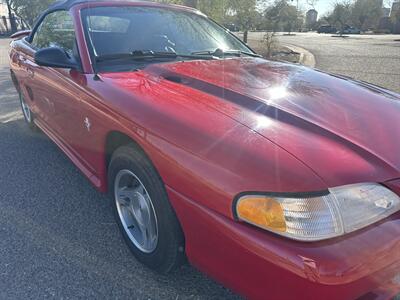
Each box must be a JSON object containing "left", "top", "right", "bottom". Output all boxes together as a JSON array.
[
  {"left": 156, "top": 0, "right": 261, "bottom": 43},
  {"left": 198, "top": 0, "right": 230, "bottom": 23},
  {"left": 9, "top": 0, "right": 55, "bottom": 27},
  {"left": 264, "top": 0, "right": 301, "bottom": 33},
  {"left": 351, "top": 0, "right": 382, "bottom": 31},
  {"left": 184, "top": 0, "right": 198, "bottom": 7},
  {"left": 229, "top": 0, "right": 258, "bottom": 42},
  {"left": 330, "top": 1, "right": 352, "bottom": 34},
  {"left": 264, "top": 0, "right": 286, "bottom": 32},
  {"left": 4, "top": 0, "right": 17, "bottom": 32},
  {"left": 391, "top": 4, "right": 400, "bottom": 33},
  {"left": 280, "top": 3, "right": 299, "bottom": 34},
  {"left": 155, "top": 0, "right": 229, "bottom": 23}
]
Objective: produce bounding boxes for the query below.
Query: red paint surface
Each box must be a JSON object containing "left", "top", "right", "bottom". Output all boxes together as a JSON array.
[{"left": 9, "top": 1, "right": 400, "bottom": 299}]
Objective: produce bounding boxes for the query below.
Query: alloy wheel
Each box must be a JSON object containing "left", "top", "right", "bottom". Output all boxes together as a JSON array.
[{"left": 114, "top": 169, "right": 159, "bottom": 253}]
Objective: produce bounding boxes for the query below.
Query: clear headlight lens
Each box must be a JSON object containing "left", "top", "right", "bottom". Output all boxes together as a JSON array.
[{"left": 236, "top": 183, "right": 400, "bottom": 241}]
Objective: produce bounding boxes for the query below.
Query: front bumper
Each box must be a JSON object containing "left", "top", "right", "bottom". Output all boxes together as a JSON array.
[{"left": 168, "top": 184, "right": 400, "bottom": 300}]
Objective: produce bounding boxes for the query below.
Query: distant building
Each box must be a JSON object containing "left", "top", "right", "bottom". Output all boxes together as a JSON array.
[{"left": 306, "top": 9, "right": 318, "bottom": 29}]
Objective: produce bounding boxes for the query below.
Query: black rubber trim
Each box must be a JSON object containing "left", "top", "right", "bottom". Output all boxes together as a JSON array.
[{"left": 232, "top": 190, "right": 330, "bottom": 220}]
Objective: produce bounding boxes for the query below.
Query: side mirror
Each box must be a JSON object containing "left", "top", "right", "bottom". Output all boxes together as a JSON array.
[{"left": 34, "top": 47, "right": 78, "bottom": 69}]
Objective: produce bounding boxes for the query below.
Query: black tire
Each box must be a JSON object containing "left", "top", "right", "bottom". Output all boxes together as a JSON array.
[
  {"left": 108, "top": 144, "right": 185, "bottom": 273},
  {"left": 19, "top": 91, "right": 37, "bottom": 131}
]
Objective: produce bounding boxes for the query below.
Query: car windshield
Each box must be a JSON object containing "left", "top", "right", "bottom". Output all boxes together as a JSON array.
[{"left": 81, "top": 6, "right": 253, "bottom": 71}]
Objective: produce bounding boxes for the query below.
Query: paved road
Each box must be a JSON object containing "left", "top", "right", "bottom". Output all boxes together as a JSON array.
[
  {"left": 0, "top": 38, "right": 239, "bottom": 299},
  {"left": 249, "top": 32, "right": 400, "bottom": 93}
]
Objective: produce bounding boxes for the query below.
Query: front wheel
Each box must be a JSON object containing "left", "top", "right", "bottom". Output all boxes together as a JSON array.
[{"left": 108, "top": 144, "right": 185, "bottom": 273}]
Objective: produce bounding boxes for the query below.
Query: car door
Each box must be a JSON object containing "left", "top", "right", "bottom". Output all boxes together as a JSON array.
[
  {"left": 26, "top": 10, "right": 97, "bottom": 175},
  {"left": 28, "top": 11, "right": 81, "bottom": 137}
]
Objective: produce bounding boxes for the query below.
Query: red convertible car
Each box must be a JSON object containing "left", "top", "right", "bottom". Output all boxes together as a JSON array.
[{"left": 9, "top": 0, "right": 400, "bottom": 299}]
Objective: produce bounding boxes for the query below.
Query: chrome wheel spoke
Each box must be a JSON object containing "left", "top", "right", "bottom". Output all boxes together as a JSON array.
[
  {"left": 134, "top": 184, "right": 145, "bottom": 195},
  {"left": 139, "top": 198, "right": 157, "bottom": 248},
  {"left": 137, "top": 221, "right": 150, "bottom": 248},
  {"left": 117, "top": 197, "right": 130, "bottom": 207},
  {"left": 114, "top": 170, "right": 158, "bottom": 253},
  {"left": 117, "top": 187, "right": 136, "bottom": 202}
]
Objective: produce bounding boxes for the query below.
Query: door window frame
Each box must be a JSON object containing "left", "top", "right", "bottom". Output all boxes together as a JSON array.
[{"left": 26, "top": 9, "right": 82, "bottom": 70}]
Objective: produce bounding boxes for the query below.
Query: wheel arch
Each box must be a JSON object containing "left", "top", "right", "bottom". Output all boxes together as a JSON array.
[
  {"left": 104, "top": 130, "right": 187, "bottom": 256},
  {"left": 105, "top": 130, "right": 150, "bottom": 172},
  {"left": 104, "top": 130, "right": 167, "bottom": 194}
]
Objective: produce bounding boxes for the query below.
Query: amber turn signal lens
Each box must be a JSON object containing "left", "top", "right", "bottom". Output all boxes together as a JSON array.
[{"left": 236, "top": 196, "right": 286, "bottom": 232}]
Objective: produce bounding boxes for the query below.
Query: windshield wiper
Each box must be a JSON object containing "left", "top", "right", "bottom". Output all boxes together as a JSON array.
[
  {"left": 192, "top": 48, "right": 261, "bottom": 58},
  {"left": 95, "top": 50, "right": 217, "bottom": 62}
]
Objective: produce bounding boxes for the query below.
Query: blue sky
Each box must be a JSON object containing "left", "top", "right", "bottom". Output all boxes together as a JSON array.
[{"left": 313, "top": 1, "right": 333, "bottom": 17}]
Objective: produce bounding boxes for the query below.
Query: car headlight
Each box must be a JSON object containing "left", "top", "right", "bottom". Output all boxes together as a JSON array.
[{"left": 235, "top": 183, "right": 400, "bottom": 241}]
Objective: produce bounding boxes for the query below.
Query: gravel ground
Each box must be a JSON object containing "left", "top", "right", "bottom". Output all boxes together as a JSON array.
[
  {"left": 248, "top": 41, "right": 301, "bottom": 63},
  {"left": 247, "top": 32, "right": 400, "bottom": 93},
  {"left": 0, "top": 38, "right": 239, "bottom": 299}
]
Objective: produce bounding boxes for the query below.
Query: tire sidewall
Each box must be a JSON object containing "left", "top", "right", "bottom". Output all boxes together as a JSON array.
[
  {"left": 19, "top": 92, "right": 35, "bottom": 128},
  {"left": 108, "top": 146, "right": 184, "bottom": 273}
]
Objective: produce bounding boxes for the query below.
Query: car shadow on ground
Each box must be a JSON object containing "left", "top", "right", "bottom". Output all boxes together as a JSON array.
[{"left": 0, "top": 66, "right": 240, "bottom": 299}]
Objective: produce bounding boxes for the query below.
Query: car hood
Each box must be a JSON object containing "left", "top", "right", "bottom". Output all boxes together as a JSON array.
[{"left": 141, "top": 58, "right": 400, "bottom": 187}]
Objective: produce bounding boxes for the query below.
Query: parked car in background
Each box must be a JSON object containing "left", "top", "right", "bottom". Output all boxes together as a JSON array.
[
  {"left": 317, "top": 25, "right": 337, "bottom": 33},
  {"left": 8, "top": 0, "right": 400, "bottom": 299},
  {"left": 224, "top": 23, "right": 240, "bottom": 32},
  {"left": 341, "top": 26, "right": 361, "bottom": 34}
]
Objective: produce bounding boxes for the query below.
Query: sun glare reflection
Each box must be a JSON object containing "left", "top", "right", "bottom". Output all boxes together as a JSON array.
[
  {"left": 255, "top": 115, "right": 273, "bottom": 130},
  {"left": 269, "top": 86, "right": 288, "bottom": 101}
]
